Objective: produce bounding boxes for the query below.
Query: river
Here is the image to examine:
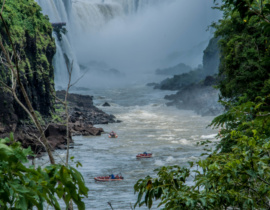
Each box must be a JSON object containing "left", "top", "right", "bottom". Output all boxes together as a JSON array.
[{"left": 37, "top": 85, "right": 218, "bottom": 209}]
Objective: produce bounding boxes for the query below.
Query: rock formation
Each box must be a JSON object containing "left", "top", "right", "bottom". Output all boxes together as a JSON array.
[
  {"left": 0, "top": 0, "right": 119, "bottom": 154},
  {"left": 152, "top": 37, "right": 223, "bottom": 116}
]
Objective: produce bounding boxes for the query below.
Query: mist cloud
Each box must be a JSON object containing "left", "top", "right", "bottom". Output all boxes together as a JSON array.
[{"left": 72, "top": 0, "right": 221, "bottom": 87}]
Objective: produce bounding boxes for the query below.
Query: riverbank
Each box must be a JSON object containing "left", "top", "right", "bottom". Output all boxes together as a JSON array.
[
  {"left": 38, "top": 85, "right": 219, "bottom": 209},
  {"left": 163, "top": 76, "right": 224, "bottom": 116},
  {"left": 0, "top": 91, "right": 120, "bottom": 155},
  {"left": 149, "top": 75, "right": 223, "bottom": 116}
]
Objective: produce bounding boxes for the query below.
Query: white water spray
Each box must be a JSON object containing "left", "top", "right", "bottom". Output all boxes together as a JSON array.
[{"left": 36, "top": 0, "right": 220, "bottom": 88}]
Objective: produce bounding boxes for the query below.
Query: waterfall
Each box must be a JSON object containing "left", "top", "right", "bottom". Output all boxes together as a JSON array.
[
  {"left": 35, "top": 0, "right": 79, "bottom": 87},
  {"left": 35, "top": 0, "right": 141, "bottom": 87},
  {"left": 36, "top": 0, "right": 220, "bottom": 88}
]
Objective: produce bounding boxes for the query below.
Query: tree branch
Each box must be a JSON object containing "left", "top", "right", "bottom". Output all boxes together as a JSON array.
[{"left": 0, "top": 0, "right": 6, "bottom": 15}]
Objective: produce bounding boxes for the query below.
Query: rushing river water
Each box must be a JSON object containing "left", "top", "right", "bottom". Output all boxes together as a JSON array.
[{"left": 37, "top": 85, "right": 218, "bottom": 209}]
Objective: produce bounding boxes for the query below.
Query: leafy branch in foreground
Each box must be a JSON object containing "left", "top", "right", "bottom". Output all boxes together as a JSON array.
[
  {"left": 0, "top": 136, "right": 88, "bottom": 210},
  {"left": 134, "top": 0, "right": 270, "bottom": 208},
  {"left": 134, "top": 95, "right": 270, "bottom": 209},
  {"left": 0, "top": 0, "right": 89, "bottom": 209}
]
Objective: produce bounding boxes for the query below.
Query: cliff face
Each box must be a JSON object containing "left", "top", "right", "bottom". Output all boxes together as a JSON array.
[
  {"left": 202, "top": 37, "right": 220, "bottom": 76},
  {"left": 152, "top": 37, "right": 223, "bottom": 116},
  {"left": 154, "top": 37, "right": 220, "bottom": 91},
  {"left": 0, "top": 0, "right": 56, "bottom": 130}
]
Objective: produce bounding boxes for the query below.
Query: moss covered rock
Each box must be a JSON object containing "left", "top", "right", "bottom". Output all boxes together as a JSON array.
[{"left": 0, "top": 0, "right": 56, "bottom": 124}]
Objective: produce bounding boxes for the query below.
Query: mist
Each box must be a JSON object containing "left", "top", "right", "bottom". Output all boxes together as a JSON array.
[
  {"left": 72, "top": 0, "right": 221, "bottom": 88},
  {"left": 65, "top": 0, "right": 221, "bottom": 88}
]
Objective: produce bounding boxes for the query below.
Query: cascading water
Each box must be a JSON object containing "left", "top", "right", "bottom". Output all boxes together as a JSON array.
[
  {"left": 35, "top": 0, "right": 139, "bottom": 87},
  {"left": 35, "top": 0, "right": 80, "bottom": 88},
  {"left": 36, "top": 0, "right": 220, "bottom": 88}
]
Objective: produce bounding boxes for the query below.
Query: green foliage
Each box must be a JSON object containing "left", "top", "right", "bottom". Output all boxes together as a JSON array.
[
  {"left": 134, "top": 1, "right": 270, "bottom": 209},
  {"left": 215, "top": 0, "right": 270, "bottom": 31},
  {"left": 1, "top": 0, "right": 52, "bottom": 40},
  {"left": 210, "top": 95, "right": 270, "bottom": 152},
  {"left": 0, "top": 0, "right": 56, "bottom": 119},
  {"left": 51, "top": 104, "right": 65, "bottom": 123},
  {"left": 0, "top": 136, "right": 89, "bottom": 209},
  {"left": 213, "top": 1, "right": 270, "bottom": 102},
  {"left": 134, "top": 95, "right": 270, "bottom": 209},
  {"left": 34, "top": 110, "right": 46, "bottom": 126}
]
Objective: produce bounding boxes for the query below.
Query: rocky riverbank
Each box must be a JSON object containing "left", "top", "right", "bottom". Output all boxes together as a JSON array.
[
  {"left": 164, "top": 77, "right": 224, "bottom": 116},
  {"left": 56, "top": 90, "right": 121, "bottom": 137},
  {"left": 0, "top": 1, "right": 120, "bottom": 155},
  {"left": 0, "top": 91, "right": 120, "bottom": 155},
  {"left": 150, "top": 37, "right": 223, "bottom": 116},
  {"left": 151, "top": 72, "right": 224, "bottom": 116}
]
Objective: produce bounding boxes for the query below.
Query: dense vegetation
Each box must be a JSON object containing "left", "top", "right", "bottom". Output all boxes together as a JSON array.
[
  {"left": 0, "top": 0, "right": 89, "bottom": 209},
  {"left": 134, "top": 0, "right": 270, "bottom": 209},
  {"left": 0, "top": 0, "right": 55, "bottom": 121},
  {"left": 0, "top": 135, "right": 88, "bottom": 209}
]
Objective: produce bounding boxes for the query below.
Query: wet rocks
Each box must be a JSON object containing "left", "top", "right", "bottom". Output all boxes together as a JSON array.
[
  {"left": 56, "top": 90, "right": 119, "bottom": 125},
  {"left": 0, "top": 90, "right": 119, "bottom": 155},
  {"left": 14, "top": 124, "right": 72, "bottom": 154},
  {"left": 102, "top": 102, "right": 110, "bottom": 107},
  {"left": 45, "top": 124, "right": 72, "bottom": 150},
  {"left": 70, "top": 122, "right": 104, "bottom": 136},
  {"left": 164, "top": 83, "right": 224, "bottom": 116},
  {"left": 150, "top": 37, "right": 222, "bottom": 116},
  {"left": 0, "top": 91, "right": 18, "bottom": 135},
  {"left": 54, "top": 90, "right": 121, "bottom": 138},
  {"left": 155, "top": 63, "right": 192, "bottom": 75}
]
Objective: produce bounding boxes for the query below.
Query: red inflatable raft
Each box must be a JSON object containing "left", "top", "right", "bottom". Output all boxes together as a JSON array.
[
  {"left": 136, "top": 153, "right": 152, "bottom": 158},
  {"left": 94, "top": 176, "right": 123, "bottom": 182},
  {"left": 108, "top": 135, "right": 118, "bottom": 138}
]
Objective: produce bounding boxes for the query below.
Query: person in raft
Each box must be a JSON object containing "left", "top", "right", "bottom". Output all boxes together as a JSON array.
[
  {"left": 143, "top": 152, "right": 148, "bottom": 155},
  {"left": 110, "top": 131, "right": 116, "bottom": 137},
  {"left": 110, "top": 174, "right": 115, "bottom": 179}
]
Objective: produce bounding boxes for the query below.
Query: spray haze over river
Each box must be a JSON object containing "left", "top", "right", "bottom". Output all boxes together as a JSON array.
[
  {"left": 36, "top": 0, "right": 220, "bottom": 88},
  {"left": 35, "top": 0, "right": 221, "bottom": 209},
  {"left": 37, "top": 85, "right": 219, "bottom": 209}
]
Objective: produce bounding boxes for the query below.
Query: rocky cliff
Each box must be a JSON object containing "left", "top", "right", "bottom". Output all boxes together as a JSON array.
[
  {"left": 152, "top": 37, "right": 223, "bottom": 116},
  {"left": 0, "top": 0, "right": 56, "bottom": 134},
  {"left": 0, "top": 0, "right": 120, "bottom": 153},
  {"left": 153, "top": 37, "right": 220, "bottom": 91},
  {"left": 164, "top": 76, "right": 224, "bottom": 116}
]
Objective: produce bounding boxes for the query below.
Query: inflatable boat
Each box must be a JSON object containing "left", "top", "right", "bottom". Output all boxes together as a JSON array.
[
  {"left": 136, "top": 153, "right": 152, "bottom": 158},
  {"left": 94, "top": 176, "right": 124, "bottom": 182},
  {"left": 108, "top": 135, "right": 118, "bottom": 138}
]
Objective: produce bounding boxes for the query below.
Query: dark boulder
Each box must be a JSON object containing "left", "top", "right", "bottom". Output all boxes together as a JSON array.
[
  {"left": 14, "top": 124, "right": 72, "bottom": 154},
  {"left": 204, "top": 76, "right": 216, "bottom": 86},
  {"left": 165, "top": 84, "right": 223, "bottom": 116},
  {"left": 56, "top": 90, "right": 119, "bottom": 125},
  {"left": 102, "top": 102, "right": 111, "bottom": 107},
  {"left": 155, "top": 63, "right": 192, "bottom": 75},
  {"left": 69, "top": 122, "right": 104, "bottom": 136},
  {"left": 45, "top": 124, "right": 72, "bottom": 150}
]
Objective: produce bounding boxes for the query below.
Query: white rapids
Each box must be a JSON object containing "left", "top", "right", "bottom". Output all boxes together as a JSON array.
[{"left": 37, "top": 85, "right": 219, "bottom": 209}]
